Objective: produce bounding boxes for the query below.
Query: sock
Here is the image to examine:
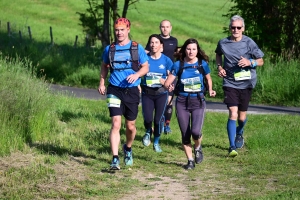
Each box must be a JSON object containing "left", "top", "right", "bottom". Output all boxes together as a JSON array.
[
  {"left": 113, "top": 155, "right": 119, "bottom": 160},
  {"left": 146, "top": 128, "right": 152, "bottom": 134},
  {"left": 236, "top": 118, "right": 247, "bottom": 135},
  {"left": 164, "top": 105, "right": 173, "bottom": 125},
  {"left": 124, "top": 144, "right": 131, "bottom": 152},
  {"left": 144, "top": 122, "right": 152, "bottom": 131},
  {"left": 153, "top": 136, "right": 160, "bottom": 145},
  {"left": 194, "top": 145, "right": 200, "bottom": 150},
  {"left": 227, "top": 119, "right": 236, "bottom": 148}
]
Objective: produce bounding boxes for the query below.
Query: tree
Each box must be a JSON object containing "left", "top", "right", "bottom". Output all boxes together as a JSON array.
[
  {"left": 77, "top": 0, "right": 140, "bottom": 48},
  {"left": 224, "top": 0, "right": 300, "bottom": 59}
]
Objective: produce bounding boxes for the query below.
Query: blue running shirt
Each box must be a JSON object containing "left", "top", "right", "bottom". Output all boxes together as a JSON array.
[
  {"left": 171, "top": 60, "right": 211, "bottom": 97},
  {"left": 102, "top": 41, "right": 148, "bottom": 88}
]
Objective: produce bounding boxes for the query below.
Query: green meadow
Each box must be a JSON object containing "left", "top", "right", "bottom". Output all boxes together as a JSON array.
[{"left": 0, "top": 0, "right": 300, "bottom": 199}]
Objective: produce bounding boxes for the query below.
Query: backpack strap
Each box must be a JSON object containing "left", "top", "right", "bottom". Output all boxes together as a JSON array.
[
  {"left": 108, "top": 41, "right": 140, "bottom": 72},
  {"left": 109, "top": 42, "right": 116, "bottom": 70},
  {"left": 130, "top": 41, "right": 140, "bottom": 71},
  {"left": 168, "top": 61, "right": 207, "bottom": 105}
]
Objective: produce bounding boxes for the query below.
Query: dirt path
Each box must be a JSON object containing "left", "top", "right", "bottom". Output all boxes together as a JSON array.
[{"left": 0, "top": 152, "right": 195, "bottom": 199}]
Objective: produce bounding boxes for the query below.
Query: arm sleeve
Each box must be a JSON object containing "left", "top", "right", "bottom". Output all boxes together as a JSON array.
[
  {"left": 201, "top": 60, "right": 211, "bottom": 75},
  {"left": 166, "top": 57, "right": 173, "bottom": 72},
  {"left": 215, "top": 41, "right": 222, "bottom": 55},
  {"left": 171, "top": 61, "right": 180, "bottom": 76},
  {"left": 102, "top": 45, "right": 110, "bottom": 64},
  {"left": 248, "top": 39, "right": 264, "bottom": 59}
]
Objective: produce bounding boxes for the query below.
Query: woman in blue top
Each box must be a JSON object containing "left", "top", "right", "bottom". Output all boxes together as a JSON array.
[
  {"left": 164, "top": 38, "right": 216, "bottom": 170},
  {"left": 141, "top": 34, "right": 173, "bottom": 152}
]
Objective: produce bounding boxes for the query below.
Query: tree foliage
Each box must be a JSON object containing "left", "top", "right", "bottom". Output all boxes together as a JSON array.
[
  {"left": 76, "top": 0, "right": 139, "bottom": 48},
  {"left": 224, "top": 0, "right": 300, "bottom": 59}
]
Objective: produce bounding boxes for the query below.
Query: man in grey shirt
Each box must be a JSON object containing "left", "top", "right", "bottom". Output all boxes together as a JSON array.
[{"left": 215, "top": 15, "right": 264, "bottom": 157}]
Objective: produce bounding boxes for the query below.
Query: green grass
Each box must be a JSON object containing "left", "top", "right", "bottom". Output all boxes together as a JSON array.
[
  {"left": 1, "top": 0, "right": 300, "bottom": 106},
  {"left": 0, "top": 0, "right": 86, "bottom": 44},
  {"left": 0, "top": 56, "right": 300, "bottom": 199}
]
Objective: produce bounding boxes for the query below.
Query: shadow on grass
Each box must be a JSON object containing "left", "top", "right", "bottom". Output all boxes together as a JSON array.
[
  {"left": 30, "top": 142, "right": 96, "bottom": 159},
  {"left": 0, "top": 30, "right": 102, "bottom": 87}
]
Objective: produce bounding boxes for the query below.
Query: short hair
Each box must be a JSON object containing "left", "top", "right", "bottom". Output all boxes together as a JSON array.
[
  {"left": 229, "top": 15, "right": 245, "bottom": 28},
  {"left": 147, "top": 34, "right": 164, "bottom": 47},
  {"left": 160, "top": 19, "right": 171, "bottom": 27}
]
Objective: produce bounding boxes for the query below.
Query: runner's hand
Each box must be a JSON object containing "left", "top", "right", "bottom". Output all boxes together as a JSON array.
[
  {"left": 218, "top": 68, "right": 226, "bottom": 77},
  {"left": 127, "top": 73, "right": 140, "bottom": 83},
  {"left": 209, "top": 90, "right": 216, "bottom": 97},
  {"left": 238, "top": 56, "right": 251, "bottom": 68},
  {"left": 98, "top": 85, "right": 106, "bottom": 95}
]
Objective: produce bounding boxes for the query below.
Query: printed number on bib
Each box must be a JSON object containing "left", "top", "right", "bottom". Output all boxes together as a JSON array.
[
  {"left": 107, "top": 94, "right": 121, "bottom": 108},
  {"left": 181, "top": 77, "right": 202, "bottom": 92},
  {"left": 234, "top": 69, "right": 251, "bottom": 81},
  {"left": 146, "top": 72, "right": 163, "bottom": 87}
]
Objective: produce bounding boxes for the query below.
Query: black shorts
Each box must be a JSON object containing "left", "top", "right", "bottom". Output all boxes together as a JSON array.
[
  {"left": 223, "top": 86, "right": 253, "bottom": 111},
  {"left": 106, "top": 84, "right": 140, "bottom": 121}
]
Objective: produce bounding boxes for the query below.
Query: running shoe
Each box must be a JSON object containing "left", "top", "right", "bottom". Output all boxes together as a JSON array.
[
  {"left": 194, "top": 146, "right": 203, "bottom": 164},
  {"left": 164, "top": 125, "right": 172, "bottom": 134},
  {"left": 228, "top": 146, "right": 238, "bottom": 157},
  {"left": 123, "top": 144, "right": 133, "bottom": 166},
  {"left": 110, "top": 157, "right": 120, "bottom": 170},
  {"left": 235, "top": 134, "right": 244, "bottom": 149},
  {"left": 153, "top": 144, "right": 162, "bottom": 153},
  {"left": 184, "top": 160, "right": 195, "bottom": 170},
  {"left": 142, "top": 132, "right": 151, "bottom": 146}
]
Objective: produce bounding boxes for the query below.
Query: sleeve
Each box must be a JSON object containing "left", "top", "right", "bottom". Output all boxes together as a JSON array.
[
  {"left": 138, "top": 44, "right": 149, "bottom": 65},
  {"left": 101, "top": 45, "right": 110, "bottom": 64},
  {"left": 166, "top": 56, "right": 173, "bottom": 72},
  {"left": 215, "top": 40, "right": 222, "bottom": 55},
  {"left": 174, "top": 38, "right": 178, "bottom": 52},
  {"left": 171, "top": 61, "right": 180, "bottom": 76},
  {"left": 201, "top": 60, "right": 211, "bottom": 75},
  {"left": 248, "top": 39, "right": 264, "bottom": 59}
]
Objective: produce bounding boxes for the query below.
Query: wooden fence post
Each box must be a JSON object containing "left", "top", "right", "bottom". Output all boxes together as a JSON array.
[
  {"left": 50, "top": 26, "right": 53, "bottom": 45},
  {"left": 19, "top": 30, "right": 22, "bottom": 42},
  {"left": 7, "top": 22, "right": 11, "bottom": 36},
  {"left": 74, "top": 35, "right": 78, "bottom": 47},
  {"left": 28, "top": 26, "right": 32, "bottom": 40}
]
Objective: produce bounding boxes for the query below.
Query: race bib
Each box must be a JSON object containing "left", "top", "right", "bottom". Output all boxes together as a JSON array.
[
  {"left": 234, "top": 69, "right": 251, "bottom": 81},
  {"left": 107, "top": 94, "right": 121, "bottom": 108},
  {"left": 181, "top": 77, "right": 202, "bottom": 92},
  {"left": 145, "top": 72, "right": 163, "bottom": 87}
]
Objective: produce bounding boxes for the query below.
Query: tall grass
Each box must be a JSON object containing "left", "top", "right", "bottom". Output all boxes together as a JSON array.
[
  {"left": 254, "top": 56, "right": 300, "bottom": 106},
  {"left": 0, "top": 56, "right": 57, "bottom": 156}
]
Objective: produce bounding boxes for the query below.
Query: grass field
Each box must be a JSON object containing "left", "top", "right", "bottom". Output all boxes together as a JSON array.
[
  {"left": 0, "top": 57, "right": 300, "bottom": 199},
  {"left": 0, "top": 0, "right": 233, "bottom": 56},
  {"left": 0, "top": 2, "right": 300, "bottom": 198}
]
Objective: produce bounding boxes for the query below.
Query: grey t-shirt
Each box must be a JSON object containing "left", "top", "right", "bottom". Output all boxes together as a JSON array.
[{"left": 215, "top": 35, "right": 264, "bottom": 89}]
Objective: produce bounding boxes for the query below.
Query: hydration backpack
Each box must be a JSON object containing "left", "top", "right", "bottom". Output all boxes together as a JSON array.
[
  {"left": 169, "top": 60, "right": 207, "bottom": 105},
  {"left": 173, "top": 61, "right": 207, "bottom": 96},
  {"left": 108, "top": 41, "right": 140, "bottom": 72}
]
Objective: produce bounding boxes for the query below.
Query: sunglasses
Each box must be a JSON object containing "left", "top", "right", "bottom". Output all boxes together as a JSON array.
[{"left": 231, "top": 26, "right": 243, "bottom": 30}]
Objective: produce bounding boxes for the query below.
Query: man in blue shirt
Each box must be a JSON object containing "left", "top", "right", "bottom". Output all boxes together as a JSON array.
[{"left": 98, "top": 18, "right": 149, "bottom": 170}]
